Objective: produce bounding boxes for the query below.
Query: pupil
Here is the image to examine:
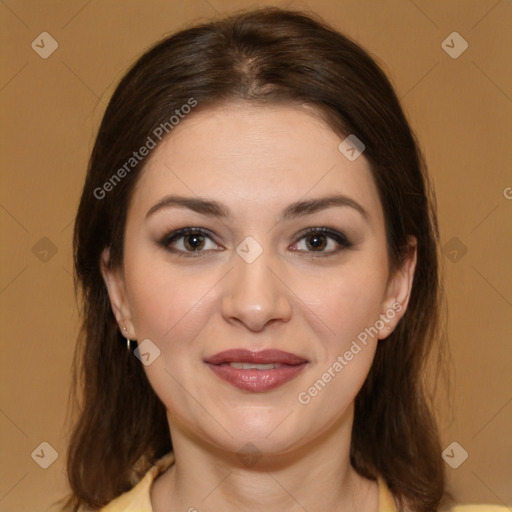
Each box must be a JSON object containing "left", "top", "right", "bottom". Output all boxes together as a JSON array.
[
  {"left": 186, "top": 234, "right": 204, "bottom": 250},
  {"left": 307, "top": 234, "right": 326, "bottom": 251}
]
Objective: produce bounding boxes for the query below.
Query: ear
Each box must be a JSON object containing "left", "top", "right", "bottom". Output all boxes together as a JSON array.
[
  {"left": 377, "top": 236, "right": 417, "bottom": 340},
  {"left": 100, "top": 247, "right": 136, "bottom": 340}
]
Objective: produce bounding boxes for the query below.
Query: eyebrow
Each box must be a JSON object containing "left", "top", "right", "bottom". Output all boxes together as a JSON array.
[{"left": 146, "top": 194, "right": 369, "bottom": 222}]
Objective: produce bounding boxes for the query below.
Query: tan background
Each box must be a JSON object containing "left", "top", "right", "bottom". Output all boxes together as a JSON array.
[{"left": 1, "top": 0, "right": 511, "bottom": 510}]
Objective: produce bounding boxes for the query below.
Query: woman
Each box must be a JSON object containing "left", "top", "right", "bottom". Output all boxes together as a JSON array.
[{"left": 63, "top": 7, "right": 507, "bottom": 512}]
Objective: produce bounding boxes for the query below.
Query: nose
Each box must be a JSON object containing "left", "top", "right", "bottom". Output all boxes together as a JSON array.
[{"left": 221, "top": 250, "right": 293, "bottom": 332}]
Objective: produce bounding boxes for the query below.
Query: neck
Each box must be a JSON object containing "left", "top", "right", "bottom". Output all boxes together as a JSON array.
[{"left": 151, "top": 407, "right": 379, "bottom": 512}]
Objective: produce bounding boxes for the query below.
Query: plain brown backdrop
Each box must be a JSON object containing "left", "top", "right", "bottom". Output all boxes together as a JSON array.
[{"left": 1, "top": 1, "right": 511, "bottom": 510}]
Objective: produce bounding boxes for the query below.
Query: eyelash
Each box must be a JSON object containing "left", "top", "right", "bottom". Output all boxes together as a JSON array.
[{"left": 159, "top": 227, "right": 352, "bottom": 258}]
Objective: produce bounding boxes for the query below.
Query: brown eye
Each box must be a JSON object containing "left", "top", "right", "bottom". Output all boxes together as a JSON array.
[
  {"left": 293, "top": 227, "right": 352, "bottom": 256},
  {"left": 182, "top": 232, "right": 206, "bottom": 251},
  {"left": 160, "top": 227, "right": 220, "bottom": 256},
  {"left": 304, "top": 232, "right": 328, "bottom": 251}
]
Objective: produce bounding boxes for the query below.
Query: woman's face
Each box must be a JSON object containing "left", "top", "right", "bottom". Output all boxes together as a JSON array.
[{"left": 102, "top": 104, "right": 415, "bottom": 458}]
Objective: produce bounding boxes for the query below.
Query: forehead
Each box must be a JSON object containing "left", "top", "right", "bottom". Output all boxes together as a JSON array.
[{"left": 130, "top": 104, "right": 383, "bottom": 223}]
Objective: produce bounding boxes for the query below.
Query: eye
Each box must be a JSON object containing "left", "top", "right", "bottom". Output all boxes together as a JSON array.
[
  {"left": 291, "top": 227, "right": 352, "bottom": 256},
  {"left": 160, "top": 227, "right": 221, "bottom": 257}
]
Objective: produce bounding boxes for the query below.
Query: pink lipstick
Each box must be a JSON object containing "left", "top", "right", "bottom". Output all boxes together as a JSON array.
[{"left": 204, "top": 349, "right": 308, "bottom": 392}]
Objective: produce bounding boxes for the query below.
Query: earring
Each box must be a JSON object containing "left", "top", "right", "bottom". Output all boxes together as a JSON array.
[{"left": 121, "top": 326, "right": 132, "bottom": 352}]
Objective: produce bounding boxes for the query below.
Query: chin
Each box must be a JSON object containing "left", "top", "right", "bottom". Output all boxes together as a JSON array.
[
  {"left": 216, "top": 434, "right": 299, "bottom": 461},
  {"left": 216, "top": 415, "right": 305, "bottom": 452}
]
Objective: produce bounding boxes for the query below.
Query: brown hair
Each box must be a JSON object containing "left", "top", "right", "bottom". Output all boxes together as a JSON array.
[{"left": 65, "top": 7, "right": 450, "bottom": 511}]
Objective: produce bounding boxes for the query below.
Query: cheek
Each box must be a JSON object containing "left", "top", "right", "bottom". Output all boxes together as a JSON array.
[
  {"left": 295, "top": 255, "right": 389, "bottom": 350},
  {"left": 292, "top": 266, "right": 386, "bottom": 424},
  {"left": 288, "top": 253, "right": 387, "bottom": 413},
  {"left": 124, "top": 248, "right": 217, "bottom": 342},
  {"left": 122, "top": 254, "right": 221, "bottom": 423}
]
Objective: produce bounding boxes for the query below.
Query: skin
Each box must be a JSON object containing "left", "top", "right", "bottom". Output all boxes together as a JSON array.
[{"left": 101, "top": 104, "right": 417, "bottom": 512}]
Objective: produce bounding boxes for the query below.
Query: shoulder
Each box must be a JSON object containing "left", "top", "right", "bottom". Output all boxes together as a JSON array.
[
  {"left": 99, "top": 452, "right": 175, "bottom": 512},
  {"left": 377, "top": 477, "right": 508, "bottom": 512},
  {"left": 450, "top": 507, "right": 510, "bottom": 512}
]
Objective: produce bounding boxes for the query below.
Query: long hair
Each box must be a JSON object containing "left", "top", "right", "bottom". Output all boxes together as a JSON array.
[{"left": 65, "top": 8, "right": 450, "bottom": 511}]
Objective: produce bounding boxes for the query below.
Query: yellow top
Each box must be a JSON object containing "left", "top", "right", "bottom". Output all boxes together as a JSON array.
[{"left": 99, "top": 452, "right": 508, "bottom": 512}]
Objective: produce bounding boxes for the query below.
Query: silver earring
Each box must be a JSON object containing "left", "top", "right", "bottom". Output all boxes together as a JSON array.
[{"left": 122, "top": 327, "right": 131, "bottom": 351}]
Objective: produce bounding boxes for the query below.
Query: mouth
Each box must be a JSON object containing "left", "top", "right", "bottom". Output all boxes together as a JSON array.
[{"left": 204, "top": 349, "right": 309, "bottom": 392}]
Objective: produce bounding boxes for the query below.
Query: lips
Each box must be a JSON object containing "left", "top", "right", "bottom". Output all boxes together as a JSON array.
[
  {"left": 204, "top": 349, "right": 308, "bottom": 392},
  {"left": 204, "top": 349, "right": 307, "bottom": 365}
]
